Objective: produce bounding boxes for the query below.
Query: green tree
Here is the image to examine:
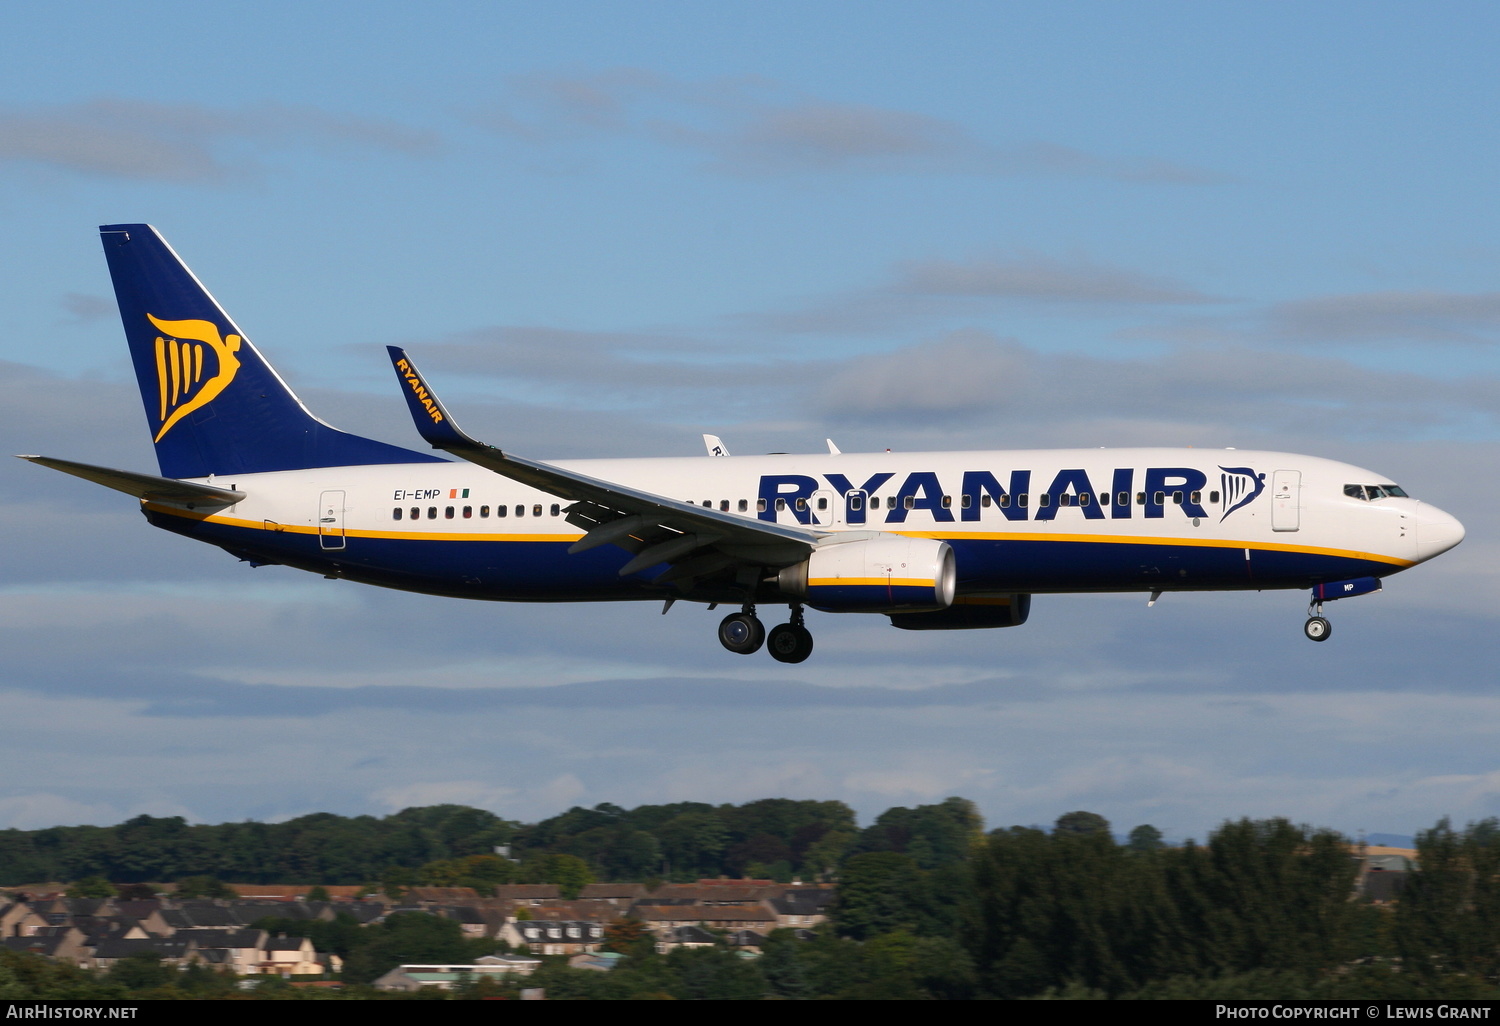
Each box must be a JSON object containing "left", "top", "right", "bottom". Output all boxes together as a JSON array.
[
  {"left": 66, "top": 876, "right": 115, "bottom": 899},
  {"left": 1053, "top": 810, "right": 1111, "bottom": 837},
  {"left": 173, "top": 874, "right": 235, "bottom": 899},
  {"left": 1128, "top": 824, "right": 1165, "bottom": 852},
  {"left": 833, "top": 851, "right": 925, "bottom": 940}
]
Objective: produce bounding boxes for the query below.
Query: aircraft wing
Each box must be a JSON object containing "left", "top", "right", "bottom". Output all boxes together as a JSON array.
[
  {"left": 16, "top": 455, "right": 246, "bottom": 509},
  {"left": 386, "top": 348, "right": 819, "bottom": 581}
]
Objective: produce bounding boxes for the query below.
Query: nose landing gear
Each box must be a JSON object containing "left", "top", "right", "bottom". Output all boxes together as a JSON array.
[{"left": 1303, "top": 598, "right": 1332, "bottom": 642}]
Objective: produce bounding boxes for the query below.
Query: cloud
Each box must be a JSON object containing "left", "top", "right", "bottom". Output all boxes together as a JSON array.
[
  {"left": 892, "top": 255, "right": 1220, "bottom": 304},
  {"left": 58, "top": 293, "right": 114, "bottom": 323},
  {"left": 815, "top": 328, "right": 1500, "bottom": 439},
  {"left": 1266, "top": 290, "right": 1500, "bottom": 347},
  {"left": 0, "top": 98, "right": 437, "bottom": 182},
  {"left": 750, "top": 253, "right": 1221, "bottom": 336},
  {"left": 374, "top": 780, "right": 519, "bottom": 814},
  {"left": 472, "top": 70, "right": 1224, "bottom": 183}
]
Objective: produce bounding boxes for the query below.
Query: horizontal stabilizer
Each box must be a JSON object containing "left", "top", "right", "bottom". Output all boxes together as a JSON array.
[{"left": 17, "top": 455, "right": 246, "bottom": 508}]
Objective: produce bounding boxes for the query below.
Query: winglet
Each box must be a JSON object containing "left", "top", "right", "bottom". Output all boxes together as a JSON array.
[
  {"left": 386, "top": 347, "right": 483, "bottom": 451},
  {"left": 703, "top": 434, "right": 731, "bottom": 457}
]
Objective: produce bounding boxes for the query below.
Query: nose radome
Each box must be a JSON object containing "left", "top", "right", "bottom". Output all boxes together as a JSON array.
[{"left": 1415, "top": 504, "right": 1465, "bottom": 562}]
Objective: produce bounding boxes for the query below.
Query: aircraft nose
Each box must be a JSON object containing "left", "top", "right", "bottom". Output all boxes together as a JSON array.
[{"left": 1414, "top": 503, "right": 1465, "bottom": 562}]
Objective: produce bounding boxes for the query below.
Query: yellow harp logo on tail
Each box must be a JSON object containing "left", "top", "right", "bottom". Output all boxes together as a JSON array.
[{"left": 148, "top": 314, "right": 242, "bottom": 442}]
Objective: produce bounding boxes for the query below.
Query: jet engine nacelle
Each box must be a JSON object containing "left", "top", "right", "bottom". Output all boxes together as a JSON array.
[
  {"left": 889, "top": 594, "right": 1032, "bottom": 630},
  {"left": 777, "top": 535, "right": 955, "bottom": 613}
]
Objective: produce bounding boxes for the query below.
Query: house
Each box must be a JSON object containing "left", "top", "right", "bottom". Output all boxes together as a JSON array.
[
  {"left": 655, "top": 925, "right": 717, "bottom": 954},
  {"left": 633, "top": 903, "right": 778, "bottom": 937},
  {"left": 371, "top": 956, "right": 540, "bottom": 992},
  {"left": 259, "top": 935, "right": 325, "bottom": 976},
  {"left": 499, "top": 920, "right": 604, "bottom": 956},
  {"left": 176, "top": 928, "right": 268, "bottom": 973}
]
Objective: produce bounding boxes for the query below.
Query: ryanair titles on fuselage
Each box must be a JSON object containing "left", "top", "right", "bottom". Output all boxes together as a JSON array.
[{"left": 756, "top": 465, "right": 1266, "bottom": 525}]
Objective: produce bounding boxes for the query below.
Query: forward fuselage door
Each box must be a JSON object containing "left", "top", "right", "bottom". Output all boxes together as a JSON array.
[
  {"left": 318, "top": 490, "right": 347, "bottom": 550},
  {"left": 811, "top": 488, "right": 840, "bottom": 527},
  {"left": 1271, "top": 471, "right": 1300, "bottom": 532}
]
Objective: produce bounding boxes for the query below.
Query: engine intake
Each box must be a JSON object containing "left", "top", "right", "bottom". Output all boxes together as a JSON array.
[{"left": 777, "top": 535, "right": 955, "bottom": 613}]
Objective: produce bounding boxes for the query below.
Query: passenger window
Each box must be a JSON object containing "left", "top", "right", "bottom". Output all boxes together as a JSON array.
[
  {"left": 999, "top": 495, "right": 1009, "bottom": 508},
  {"left": 961, "top": 494, "right": 972, "bottom": 509},
  {"left": 849, "top": 495, "right": 863, "bottom": 511},
  {"left": 981, "top": 495, "right": 992, "bottom": 508},
  {"left": 1136, "top": 493, "right": 1146, "bottom": 505},
  {"left": 702, "top": 500, "right": 711, "bottom": 508},
  {"left": 776, "top": 498, "right": 786, "bottom": 512},
  {"left": 941, "top": 495, "right": 952, "bottom": 508},
  {"left": 1209, "top": 491, "right": 1219, "bottom": 504},
  {"left": 1039, "top": 494, "right": 1052, "bottom": 507},
  {"left": 816, "top": 497, "right": 827, "bottom": 510},
  {"left": 550, "top": 504, "right": 560, "bottom": 516},
  {"left": 1079, "top": 492, "right": 1090, "bottom": 506},
  {"left": 515, "top": 505, "right": 524, "bottom": 517},
  {"left": 738, "top": 499, "right": 748, "bottom": 512},
  {"left": 463, "top": 506, "right": 473, "bottom": 518},
  {"left": 1118, "top": 492, "right": 1129, "bottom": 507},
  {"left": 393, "top": 508, "right": 403, "bottom": 520},
  {"left": 532, "top": 504, "right": 543, "bottom": 517},
  {"left": 904, "top": 495, "right": 915, "bottom": 510},
  {"left": 887, "top": 496, "right": 896, "bottom": 509},
  {"left": 428, "top": 507, "right": 438, "bottom": 519},
  {"left": 496, "top": 505, "right": 507, "bottom": 518},
  {"left": 757, "top": 498, "right": 767, "bottom": 512},
  {"left": 1189, "top": 491, "right": 1200, "bottom": 505},
  {"left": 720, "top": 500, "right": 729, "bottom": 511},
  {"left": 1018, "top": 494, "right": 1029, "bottom": 508},
  {"left": 795, "top": 498, "right": 807, "bottom": 511},
  {"left": 480, "top": 506, "right": 490, "bottom": 518},
  {"left": 410, "top": 507, "right": 420, "bottom": 520},
  {"left": 445, "top": 506, "right": 455, "bottom": 519},
  {"left": 1154, "top": 492, "right": 1165, "bottom": 505}
]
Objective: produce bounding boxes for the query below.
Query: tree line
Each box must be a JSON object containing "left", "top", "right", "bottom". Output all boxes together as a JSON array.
[
  {"left": 0, "top": 796, "right": 979, "bottom": 888},
  {"left": 3, "top": 802, "right": 1499, "bottom": 998}
]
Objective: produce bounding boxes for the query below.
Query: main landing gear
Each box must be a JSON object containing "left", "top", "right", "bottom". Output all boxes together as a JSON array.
[
  {"left": 717, "top": 604, "right": 814, "bottom": 663},
  {"left": 1303, "top": 600, "right": 1332, "bottom": 642}
]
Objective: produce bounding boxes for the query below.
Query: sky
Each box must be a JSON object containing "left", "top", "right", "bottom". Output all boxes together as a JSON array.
[{"left": 1, "top": 2, "right": 1498, "bottom": 846}]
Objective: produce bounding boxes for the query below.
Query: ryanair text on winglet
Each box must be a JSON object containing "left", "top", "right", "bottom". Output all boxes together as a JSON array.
[{"left": 395, "top": 358, "right": 445, "bottom": 424}]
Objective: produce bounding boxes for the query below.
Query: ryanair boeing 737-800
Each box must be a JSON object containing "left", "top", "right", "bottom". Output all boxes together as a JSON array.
[{"left": 18, "top": 225, "right": 1466, "bottom": 663}]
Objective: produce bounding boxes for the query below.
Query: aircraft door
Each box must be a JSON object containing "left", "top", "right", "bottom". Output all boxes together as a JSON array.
[
  {"left": 1271, "top": 471, "right": 1300, "bottom": 532},
  {"left": 318, "top": 490, "right": 347, "bottom": 550},
  {"left": 811, "top": 489, "right": 839, "bottom": 527},
  {"left": 844, "top": 490, "right": 870, "bottom": 526}
]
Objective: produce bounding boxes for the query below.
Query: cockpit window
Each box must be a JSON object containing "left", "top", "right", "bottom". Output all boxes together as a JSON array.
[{"left": 1344, "top": 483, "right": 1410, "bottom": 500}]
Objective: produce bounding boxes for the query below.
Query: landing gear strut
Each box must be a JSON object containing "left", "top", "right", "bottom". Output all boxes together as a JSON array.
[
  {"left": 768, "top": 604, "right": 814, "bottom": 664},
  {"left": 718, "top": 606, "right": 766, "bottom": 655},
  {"left": 1304, "top": 600, "right": 1332, "bottom": 642}
]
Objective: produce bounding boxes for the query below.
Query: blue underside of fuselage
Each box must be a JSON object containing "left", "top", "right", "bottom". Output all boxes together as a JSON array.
[{"left": 149, "top": 511, "right": 1398, "bottom": 602}]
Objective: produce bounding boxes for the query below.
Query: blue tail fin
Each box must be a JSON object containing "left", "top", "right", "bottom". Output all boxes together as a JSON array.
[{"left": 100, "top": 224, "right": 443, "bottom": 479}]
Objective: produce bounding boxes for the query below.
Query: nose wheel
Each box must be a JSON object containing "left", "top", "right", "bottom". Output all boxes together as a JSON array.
[{"left": 1303, "top": 600, "right": 1332, "bottom": 642}]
